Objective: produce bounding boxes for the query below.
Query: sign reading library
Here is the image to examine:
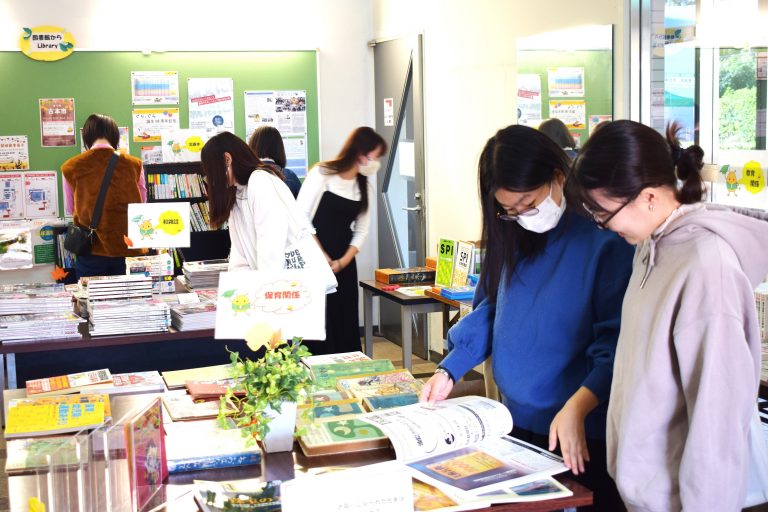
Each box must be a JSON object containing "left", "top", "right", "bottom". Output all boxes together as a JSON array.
[
  {"left": 127, "top": 202, "right": 191, "bottom": 249},
  {"left": 19, "top": 26, "right": 75, "bottom": 61}
]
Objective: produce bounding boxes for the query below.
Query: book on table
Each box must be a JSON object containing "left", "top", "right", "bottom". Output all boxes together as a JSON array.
[
  {"left": 4, "top": 394, "right": 111, "bottom": 438},
  {"left": 193, "top": 479, "right": 281, "bottom": 512},
  {"left": 164, "top": 418, "right": 261, "bottom": 473},
  {"left": 5, "top": 434, "right": 88, "bottom": 474},
  {"left": 161, "top": 389, "right": 238, "bottom": 421},
  {"left": 185, "top": 379, "right": 245, "bottom": 401},
  {"left": 334, "top": 369, "right": 423, "bottom": 399},
  {"left": 124, "top": 397, "right": 167, "bottom": 512},
  {"left": 309, "top": 359, "right": 395, "bottom": 390},
  {"left": 87, "top": 370, "right": 165, "bottom": 395},
  {"left": 360, "top": 396, "right": 568, "bottom": 500},
  {"left": 300, "top": 350, "right": 371, "bottom": 368},
  {"left": 161, "top": 364, "right": 234, "bottom": 390},
  {"left": 25, "top": 368, "right": 113, "bottom": 397}
]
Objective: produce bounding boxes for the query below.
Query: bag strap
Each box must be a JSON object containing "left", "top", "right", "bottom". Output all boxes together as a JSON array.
[{"left": 89, "top": 152, "right": 119, "bottom": 231}]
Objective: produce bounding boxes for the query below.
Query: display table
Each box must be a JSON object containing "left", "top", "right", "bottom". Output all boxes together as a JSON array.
[
  {"left": 4, "top": 389, "right": 593, "bottom": 511},
  {"left": 359, "top": 280, "right": 445, "bottom": 372}
]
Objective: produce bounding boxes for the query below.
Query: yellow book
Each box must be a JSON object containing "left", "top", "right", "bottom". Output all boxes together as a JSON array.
[
  {"left": 5, "top": 394, "right": 110, "bottom": 439},
  {"left": 161, "top": 364, "right": 234, "bottom": 390}
]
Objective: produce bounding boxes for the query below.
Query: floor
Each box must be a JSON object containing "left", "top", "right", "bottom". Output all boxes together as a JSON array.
[{"left": 0, "top": 336, "right": 484, "bottom": 512}]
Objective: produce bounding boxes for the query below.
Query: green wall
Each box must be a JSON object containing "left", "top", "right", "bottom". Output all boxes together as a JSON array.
[
  {"left": 0, "top": 50, "right": 319, "bottom": 216},
  {"left": 517, "top": 49, "right": 612, "bottom": 144}
]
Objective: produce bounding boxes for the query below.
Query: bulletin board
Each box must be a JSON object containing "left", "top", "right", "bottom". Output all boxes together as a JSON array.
[
  {"left": 517, "top": 50, "right": 612, "bottom": 145},
  {"left": 0, "top": 50, "right": 320, "bottom": 217}
]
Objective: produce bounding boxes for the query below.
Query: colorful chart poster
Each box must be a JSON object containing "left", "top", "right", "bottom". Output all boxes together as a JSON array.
[
  {"left": 244, "top": 90, "right": 307, "bottom": 140},
  {"left": 0, "top": 136, "right": 29, "bottom": 170},
  {"left": 39, "top": 98, "right": 75, "bottom": 147},
  {"left": 588, "top": 114, "right": 613, "bottom": 134},
  {"left": 23, "top": 171, "right": 58, "bottom": 218},
  {"left": 141, "top": 146, "right": 163, "bottom": 165},
  {"left": 215, "top": 270, "right": 327, "bottom": 341},
  {"left": 547, "top": 67, "right": 585, "bottom": 97},
  {"left": 131, "top": 71, "right": 179, "bottom": 105},
  {"left": 0, "top": 174, "right": 25, "bottom": 219},
  {"left": 127, "top": 202, "right": 191, "bottom": 249},
  {"left": 284, "top": 135, "right": 308, "bottom": 178},
  {"left": 118, "top": 126, "right": 130, "bottom": 155},
  {"left": 548, "top": 100, "right": 586, "bottom": 130},
  {"left": 160, "top": 129, "right": 211, "bottom": 163},
  {"left": 132, "top": 108, "right": 180, "bottom": 143},
  {"left": 188, "top": 77, "right": 235, "bottom": 132},
  {"left": 517, "top": 74, "right": 542, "bottom": 127}
]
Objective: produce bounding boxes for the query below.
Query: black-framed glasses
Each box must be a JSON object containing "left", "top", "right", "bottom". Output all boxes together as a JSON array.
[
  {"left": 582, "top": 197, "right": 634, "bottom": 230},
  {"left": 496, "top": 207, "right": 539, "bottom": 222}
]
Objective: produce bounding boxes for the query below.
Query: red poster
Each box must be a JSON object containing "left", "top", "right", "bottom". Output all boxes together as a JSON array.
[{"left": 39, "top": 98, "right": 76, "bottom": 147}]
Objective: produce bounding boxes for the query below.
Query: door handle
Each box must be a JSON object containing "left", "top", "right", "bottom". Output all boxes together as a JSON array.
[{"left": 402, "top": 205, "right": 422, "bottom": 212}]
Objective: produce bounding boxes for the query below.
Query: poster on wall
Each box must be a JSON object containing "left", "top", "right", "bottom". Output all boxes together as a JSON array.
[
  {"left": 127, "top": 202, "right": 191, "bottom": 249},
  {"left": 0, "top": 136, "right": 29, "bottom": 170},
  {"left": 131, "top": 71, "right": 180, "bottom": 105},
  {"left": 132, "top": 108, "right": 180, "bottom": 143},
  {"left": 188, "top": 78, "right": 234, "bottom": 133},
  {"left": 141, "top": 146, "right": 163, "bottom": 165},
  {"left": 118, "top": 127, "right": 130, "bottom": 155},
  {"left": 160, "top": 129, "right": 210, "bottom": 163},
  {"left": 39, "top": 98, "right": 76, "bottom": 147},
  {"left": 214, "top": 270, "right": 327, "bottom": 341},
  {"left": 283, "top": 135, "right": 308, "bottom": 178},
  {"left": 547, "top": 67, "right": 585, "bottom": 97},
  {"left": 23, "top": 171, "right": 59, "bottom": 218},
  {"left": 244, "top": 90, "right": 306, "bottom": 140},
  {"left": 517, "top": 74, "right": 542, "bottom": 127},
  {"left": 548, "top": 100, "right": 586, "bottom": 129},
  {"left": 588, "top": 114, "right": 613, "bottom": 134},
  {"left": 0, "top": 173, "right": 24, "bottom": 220},
  {"left": 0, "top": 217, "right": 63, "bottom": 265}
]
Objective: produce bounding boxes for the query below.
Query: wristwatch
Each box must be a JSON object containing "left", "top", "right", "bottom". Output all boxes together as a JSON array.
[{"left": 434, "top": 366, "right": 455, "bottom": 383}]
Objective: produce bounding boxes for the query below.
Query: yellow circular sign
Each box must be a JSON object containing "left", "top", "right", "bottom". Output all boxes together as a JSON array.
[
  {"left": 184, "top": 135, "right": 205, "bottom": 153},
  {"left": 19, "top": 26, "right": 75, "bottom": 62},
  {"left": 739, "top": 160, "right": 765, "bottom": 195}
]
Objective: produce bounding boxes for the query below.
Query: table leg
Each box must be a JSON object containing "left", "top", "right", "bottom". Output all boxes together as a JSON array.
[
  {"left": 363, "top": 288, "right": 374, "bottom": 358},
  {"left": 400, "top": 307, "right": 413, "bottom": 372},
  {"left": 7, "top": 352, "right": 16, "bottom": 389},
  {"left": 0, "top": 353, "right": 5, "bottom": 427}
]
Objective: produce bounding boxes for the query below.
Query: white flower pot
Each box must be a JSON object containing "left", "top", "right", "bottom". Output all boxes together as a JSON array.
[{"left": 262, "top": 401, "right": 297, "bottom": 453}]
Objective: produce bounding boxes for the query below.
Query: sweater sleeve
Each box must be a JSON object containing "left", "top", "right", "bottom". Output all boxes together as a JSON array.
[
  {"left": 581, "top": 236, "right": 633, "bottom": 402},
  {"left": 248, "top": 172, "right": 290, "bottom": 273},
  {"left": 439, "top": 284, "right": 495, "bottom": 380},
  {"left": 349, "top": 181, "right": 372, "bottom": 249},
  {"left": 674, "top": 313, "right": 755, "bottom": 511}
]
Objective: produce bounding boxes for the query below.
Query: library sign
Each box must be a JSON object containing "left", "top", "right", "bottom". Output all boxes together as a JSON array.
[{"left": 19, "top": 26, "right": 75, "bottom": 62}]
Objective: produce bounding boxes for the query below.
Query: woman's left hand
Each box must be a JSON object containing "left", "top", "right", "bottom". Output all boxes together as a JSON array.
[
  {"left": 548, "top": 386, "right": 598, "bottom": 475},
  {"left": 330, "top": 259, "right": 344, "bottom": 273}
]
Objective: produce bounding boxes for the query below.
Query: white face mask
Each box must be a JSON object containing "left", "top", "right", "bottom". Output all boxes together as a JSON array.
[
  {"left": 516, "top": 182, "right": 567, "bottom": 233},
  {"left": 358, "top": 159, "right": 381, "bottom": 176}
]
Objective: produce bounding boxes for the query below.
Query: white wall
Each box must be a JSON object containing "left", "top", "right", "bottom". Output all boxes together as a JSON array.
[
  {"left": 373, "top": 0, "right": 628, "bottom": 353},
  {"left": 0, "top": 0, "right": 378, "bottom": 288}
]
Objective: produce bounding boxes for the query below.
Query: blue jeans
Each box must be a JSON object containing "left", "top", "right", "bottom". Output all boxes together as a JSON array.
[{"left": 75, "top": 254, "right": 126, "bottom": 278}]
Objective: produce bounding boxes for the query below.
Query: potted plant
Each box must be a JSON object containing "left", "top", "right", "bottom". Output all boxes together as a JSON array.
[{"left": 219, "top": 323, "right": 313, "bottom": 452}]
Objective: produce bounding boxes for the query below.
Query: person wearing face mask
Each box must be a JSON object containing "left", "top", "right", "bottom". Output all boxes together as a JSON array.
[
  {"left": 420, "top": 125, "right": 633, "bottom": 511},
  {"left": 296, "top": 126, "right": 387, "bottom": 355}
]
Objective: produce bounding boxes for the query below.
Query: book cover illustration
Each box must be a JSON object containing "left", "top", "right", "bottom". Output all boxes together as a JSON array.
[
  {"left": 310, "top": 359, "right": 395, "bottom": 390},
  {"left": 165, "top": 419, "right": 261, "bottom": 474},
  {"left": 410, "top": 447, "right": 516, "bottom": 492},
  {"left": 299, "top": 389, "right": 352, "bottom": 405},
  {"left": 161, "top": 390, "right": 237, "bottom": 421},
  {"left": 412, "top": 479, "right": 465, "bottom": 511},
  {"left": 194, "top": 479, "right": 281, "bottom": 512},
  {"left": 5, "top": 394, "right": 109, "bottom": 438},
  {"left": 298, "top": 418, "right": 389, "bottom": 456},
  {"left": 478, "top": 477, "right": 573, "bottom": 502},
  {"left": 127, "top": 397, "right": 167, "bottom": 511},
  {"left": 363, "top": 393, "right": 420, "bottom": 411},
  {"left": 296, "top": 399, "right": 365, "bottom": 428},
  {"left": 436, "top": 239, "right": 456, "bottom": 287},
  {"left": 127, "top": 202, "right": 191, "bottom": 249},
  {"left": 161, "top": 364, "right": 233, "bottom": 389},
  {"left": 301, "top": 350, "right": 370, "bottom": 367},
  {"left": 26, "top": 368, "right": 112, "bottom": 397},
  {"left": 215, "top": 270, "right": 327, "bottom": 341},
  {"left": 335, "top": 369, "right": 421, "bottom": 398}
]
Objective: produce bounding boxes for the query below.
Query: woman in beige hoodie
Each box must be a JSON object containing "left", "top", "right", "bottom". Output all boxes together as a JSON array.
[{"left": 566, "top": 120, "right": 768, "bottom": 511}]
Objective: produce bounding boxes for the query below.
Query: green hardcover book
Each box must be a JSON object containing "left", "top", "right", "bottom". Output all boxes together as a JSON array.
[
  {"left": 310, "top": 359, "right": 395, "bottom": 390},
  {"left": 436, "top": 239, "right": 456, "bottom": 287},
  {"left": 298, "top": 418, "right": 389, "bottom": 457}
]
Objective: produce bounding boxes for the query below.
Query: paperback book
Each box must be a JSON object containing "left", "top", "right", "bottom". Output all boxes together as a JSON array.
[
  {"left": 162, "top": 364, "right": 234, "bottom": 390},
  {"left": 310, "top": 359, "right": 395, "bottom": 390},
  {"left": 26, "top": 368, "right": 113, "bottom": 397},
  {"left": 88, "top": 371, "right": 165, "bottom": 396},
  {"left": 334, "top": 369, "right": 422, "bottom": 399},
  {"left": 298, "top": 418, "right": 390, "bottom": 457},
  {"left": 125, "top": 397, "right": 167, "bottom": 512},
  {"left": 165, "top": 419, "right": 261, "bottom": 473},
  {"left": 5, "top": 394, "right": 111, "bottom": 438},
  {"left": 194, "top": 479, "right": 281, "bottom": 512}
]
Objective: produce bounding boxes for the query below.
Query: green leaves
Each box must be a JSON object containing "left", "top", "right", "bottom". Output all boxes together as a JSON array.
[{"left": 218, "top": 340, "right": 313, "bottom": 443}]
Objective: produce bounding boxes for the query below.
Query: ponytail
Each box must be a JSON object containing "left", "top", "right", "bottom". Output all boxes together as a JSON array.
[{"left": 666, "top": 123, "right": 705, "bottom": 204}]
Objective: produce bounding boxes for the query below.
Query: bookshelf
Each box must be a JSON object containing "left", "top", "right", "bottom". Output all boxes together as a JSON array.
[{"left": 143, "top": 162, "right": 230, "bottom": 267}]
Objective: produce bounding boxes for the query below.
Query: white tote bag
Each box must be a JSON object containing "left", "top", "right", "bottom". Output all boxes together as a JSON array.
[{"left": 269, "top": 175, "right": 338, "bottom": 294}]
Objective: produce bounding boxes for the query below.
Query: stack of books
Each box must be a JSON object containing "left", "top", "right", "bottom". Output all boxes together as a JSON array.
[
  {"left": 0, "top": 283, "right": 82, "bottom": 344},
  {"left": 0, "top": 311, "right": 85, "bottom": 344},
  {"left": 181, "top": 259, "right": 229, "bottom": 289},
  {"left": 125, "top": 253, "right": 175, "bottom": 293},
  {"left": 170, "top": 301, "right": 216, "bottom": 330},
  {"left": 84, "top": 274, "right": 169, "bottom": 336}
]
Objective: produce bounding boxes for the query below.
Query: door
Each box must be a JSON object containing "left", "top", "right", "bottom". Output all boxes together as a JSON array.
[{"left": 373, "top": 36, "right": 428, "bottom": 359}]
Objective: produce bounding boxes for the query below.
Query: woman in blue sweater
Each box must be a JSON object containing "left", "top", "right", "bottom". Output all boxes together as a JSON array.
[{"left": 421, "top": 125, "right": 633, "bottom": 510}]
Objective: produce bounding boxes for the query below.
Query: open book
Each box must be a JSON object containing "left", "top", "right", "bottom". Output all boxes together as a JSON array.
[{"left": 360, "top": 396, "right": 568, "bottom": 499}]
